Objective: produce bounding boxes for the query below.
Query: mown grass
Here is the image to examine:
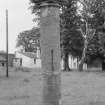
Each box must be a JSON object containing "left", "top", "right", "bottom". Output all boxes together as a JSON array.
[{"left": 0, "top": 67, "right": 104, "bottom": 105}]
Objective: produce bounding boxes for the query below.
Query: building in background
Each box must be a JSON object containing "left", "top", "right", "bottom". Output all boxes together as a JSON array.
[
  {"left": 14, "top": 49, "right": 41, "bottom": 68},
  {"left": 0, "top": 51, "right": 15, "bottom": 67},
  {"left": 61, "top": 55, "right": 87, "bottom": 70}
]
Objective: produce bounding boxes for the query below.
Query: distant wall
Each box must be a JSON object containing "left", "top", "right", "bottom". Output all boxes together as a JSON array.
[
  {"left": 0, "top": 54, "right": 14, "bottom": 67},
  {"left": 61, "top": 55, "right": 88, "bottom": 70},
  {"left": 87, "top": 58, "right": 102, "bottom": 71},
  {"left": 14, "top": 52, "right": 41, "bottom": 68}
]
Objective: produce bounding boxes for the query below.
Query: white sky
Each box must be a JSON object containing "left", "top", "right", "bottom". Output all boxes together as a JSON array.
[{"left": 0, "top": 0, "right": 35, "bottom": 53}]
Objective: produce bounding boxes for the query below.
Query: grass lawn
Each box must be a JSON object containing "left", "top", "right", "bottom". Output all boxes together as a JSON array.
[
  {"left": 62, "top": 71, "right": 105, "bottom": 105},
  {"left": 0, "top": 67, "right": 105, "bottom": 105}
]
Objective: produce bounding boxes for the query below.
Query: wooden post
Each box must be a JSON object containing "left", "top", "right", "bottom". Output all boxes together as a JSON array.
[
  {"left": 40, "top": 2, "right": 61, "bottom": 105},
  {"left": 6, "top": 9, "right": 9, "bottom": 77}
]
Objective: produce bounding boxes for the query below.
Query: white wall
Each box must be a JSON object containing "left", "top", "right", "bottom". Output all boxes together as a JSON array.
[
  {"left": 61, "top": 55, "right": 87, "bottom": 70},
  {"left": 15, "top": 52, "right": 41, "bottom": 68},
  {"left": 69, "top": 55, "right": 78, "bottom": 69}
]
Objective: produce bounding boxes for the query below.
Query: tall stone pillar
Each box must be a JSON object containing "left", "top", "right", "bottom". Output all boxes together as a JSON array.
[{"left": 40, "top": 2, "right": 61, "bottom": 105}]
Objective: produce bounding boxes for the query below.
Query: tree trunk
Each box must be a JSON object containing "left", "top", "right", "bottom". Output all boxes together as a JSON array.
[
  {"left": 63, "top": 52, "right": 71, "bottom": 71},
  {"left": 102, "top": 60, "right": 105, "bottom": 71},
  {"left": 79, "top": 39, "right": 88, "bottom": 71},
  {"left": 78, "top": 59, "right": 84, "bottom": 71}
]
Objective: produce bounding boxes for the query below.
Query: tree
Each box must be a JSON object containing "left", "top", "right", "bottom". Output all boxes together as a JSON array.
[
  {"left": 74, "top": 0, "right": 105, "bottom": 71},
  {"left": 85, "top": 0, "right": 105, "bottom": 71},
  {"left": 76, "top": 0, "right": 97, "bottom": 71},
  {"left": 16, "top": 27, "right": 40, "bottom": 52},
  {"left": 61, "top": 0, "right": 105, "bottom": 71},
  {"left": 87, "top": 27, "right": 105, "bottom": 71},
  {"left": 60, "top": 0, "right": 81, "bottom": 71}
]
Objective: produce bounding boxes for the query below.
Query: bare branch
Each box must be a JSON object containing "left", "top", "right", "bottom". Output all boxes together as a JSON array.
[
  {"left": 92, "top": 29, "right": 96, "bottom": 36},
  {"left": 85, "top": 20, "right": 88, "bottom": 36},
  {"left": 79, "top": 28, "right": 86, "bottom": 39},
  {"left": 88, "top": 29, "right": 96, "bottom": 42}
]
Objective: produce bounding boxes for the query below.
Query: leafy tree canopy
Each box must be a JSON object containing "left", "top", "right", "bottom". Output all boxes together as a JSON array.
[
  {"left": 16, "top": 27, "right": 40, "bottom": 52},
  {"left": 60, "top": 0, "right": 83, "bottom": 57}
]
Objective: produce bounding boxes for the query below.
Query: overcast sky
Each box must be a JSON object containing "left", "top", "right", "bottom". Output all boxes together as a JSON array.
[{"left": 0, "top": 0, "right": 35, "bottom": 53}]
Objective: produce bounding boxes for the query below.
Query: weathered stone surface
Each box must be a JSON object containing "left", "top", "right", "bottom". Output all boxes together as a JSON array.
[
  {"left": 40, "top": 4, "right": 61, "bottom": 105},
  {"left": 40, "top": 6, "right": 60, "bottom": 73}
]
